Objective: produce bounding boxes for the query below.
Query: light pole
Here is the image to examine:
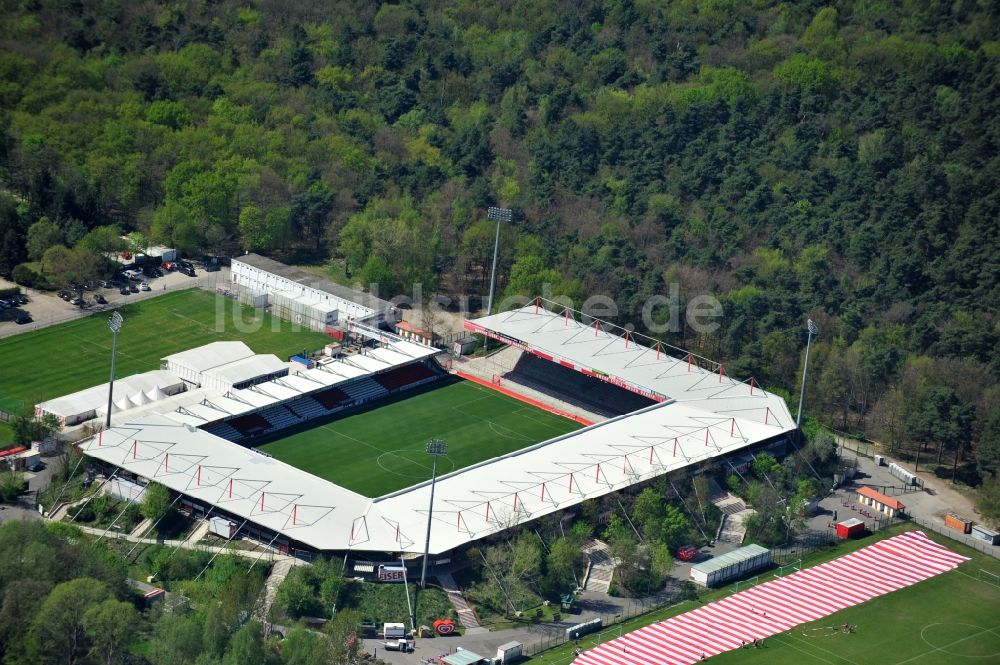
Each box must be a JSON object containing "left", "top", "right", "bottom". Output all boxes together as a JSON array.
[
  {"left": 419, "top": 438, "right": 447, "bottom": 589},
  {"left": 796, "top": 319, "right": 819, "bottom": 428},
  {"left": 485, "top": 206, "right": 512, "bottom": 317},
  {"left": 105, "top": 311, "right": 124, "bottom": 429}
]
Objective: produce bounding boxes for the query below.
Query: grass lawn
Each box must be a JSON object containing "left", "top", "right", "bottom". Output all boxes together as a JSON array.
[
  {"left": 260, "top": 379, "right": 583, "bottom": 497},
  {"left": 0, "top": 289, "right": 331, "bottom": 420},
  {"left": 530, "top": 523, "right": 1000, "bottom": 665}
]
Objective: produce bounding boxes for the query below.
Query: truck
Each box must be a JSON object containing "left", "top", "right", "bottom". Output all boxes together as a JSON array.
[
  {"left": 383, "top": 622, "right": 406, "bottom": 639},
  {"left": 382, "top": 639, "right": 412, "bottom": 652}
]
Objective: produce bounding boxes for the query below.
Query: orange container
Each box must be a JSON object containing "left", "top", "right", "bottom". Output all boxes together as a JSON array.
[{"left": 944, "top": 513, "right": 972, "bottom": 533}]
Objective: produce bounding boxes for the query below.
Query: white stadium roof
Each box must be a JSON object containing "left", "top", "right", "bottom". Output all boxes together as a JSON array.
[
  {"left": 466, "top": 302, "right": 793, "bottom": 428},
  {"left": 82, "top": 390, "right": 794, "bottom": 555},
  {"left": 72, "top": 322, "right": 794, "bottom": 556},
  {"left": 37, "top": 370, "right": 185, "bottom": 420}
]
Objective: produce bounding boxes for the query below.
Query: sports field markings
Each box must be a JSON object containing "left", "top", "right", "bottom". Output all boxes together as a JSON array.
[
  {"left": 766, "top": 633, "right": 848, "bottom": 665},
  {"left": 314, "top": 424, "right": 389, "bottom": 456},
  {"left": 486, "top": 421, "right": 534, "bottom": 441},
  {"left": 375, "top": 449, "right": 456, "bottom": 479},
  {"left": 906, "top": 623, "right": 1000, "bottom": 663}
]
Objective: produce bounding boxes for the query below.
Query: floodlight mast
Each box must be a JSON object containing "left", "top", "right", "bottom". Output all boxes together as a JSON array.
[
  {"left": 796, "top": 319, "right": 819, "bottom": 429},
  {"left": 104, "top": 312, "right": 124, "bottom": 429},
  {"left": 485, "top": 206, "right": 512, "bottom": 318},
  {"left": 419, "top": 439, "right": 447, "bottom": 589}
]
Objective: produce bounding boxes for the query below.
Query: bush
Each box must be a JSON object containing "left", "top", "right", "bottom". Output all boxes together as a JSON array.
[{"left": 9, "top": 264, "right": 35, "bottom": 287}]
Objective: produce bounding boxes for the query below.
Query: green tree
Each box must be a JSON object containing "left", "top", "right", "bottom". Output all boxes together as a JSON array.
[
  {"left": 10, "top": 405, "right": 60, "bottom": 445},
  {"left": 660, "top": 504, "right": 692, "bottom": 549},
  {"left": 141, "top": 482, "right": 171, "bottom": 522},
  {"left": 544, "top": 537, "right": 581, "bottom": 595},
  {"left": 222, "top": 622, "right": 265, "bottom": 665},
  {"left": 975, "top": 406, "right": 1000, "bottom": 479},
  {"left": 26, "top": 217, "right": 63, "bottom": 260},
  {"left": 82, "top": 598, "right": 139, "bottom": 665},
  {"left": 29, "top": 577, "right": 111, "bottom": 665},
  {"left": 280, "top": 625, "right": 333, "bottom": 665}
]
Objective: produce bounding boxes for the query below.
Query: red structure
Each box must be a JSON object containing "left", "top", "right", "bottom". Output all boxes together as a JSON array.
[{"left": 836, "top": 517, "right": 865, "bottom": 539}]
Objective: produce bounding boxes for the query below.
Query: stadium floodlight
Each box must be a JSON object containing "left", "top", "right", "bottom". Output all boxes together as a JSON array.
[
  {"left": 796, "top": 319, "right": 819, "bottom": 429},
  {"left": 485, "top": 206, "right": 513, "bottom": 317},
  {"left": 104, "top": 311, "right": 124, "bottom": 429},
  {"left": 419, "top": 438, "right": 448, "bottom": 589}
]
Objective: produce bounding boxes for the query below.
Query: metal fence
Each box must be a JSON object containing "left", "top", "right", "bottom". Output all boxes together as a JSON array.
[
  {"left": 520, "top": 590, "right": 685, "bottom": 657},
  {"left": 910, "top": 515, "right": 1000, "bottom": 560}
]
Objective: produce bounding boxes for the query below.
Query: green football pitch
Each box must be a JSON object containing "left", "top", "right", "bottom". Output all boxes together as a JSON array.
[
  {"left": 259, "top": 379, "right": 584, "bottom": 497},
  {"left": 0, "top": 288, "right": 331, "bottom": 417},
  {"left": 533, "top": 524, "right": 1000, "bottom": 665}
]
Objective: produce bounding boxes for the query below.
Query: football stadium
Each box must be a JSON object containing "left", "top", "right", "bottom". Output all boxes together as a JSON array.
[{"left": 32, "top": 265, "right": 796, "bottom": 564}]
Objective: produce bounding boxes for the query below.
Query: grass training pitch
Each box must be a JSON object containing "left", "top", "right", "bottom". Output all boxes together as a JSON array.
[
  {"left": 534, "top": 524, "right": 1000, "bottom": 665},
  {"left": 259, "top": 379, "right": 584, "bottom": 497},
  {"left": 0, "top": 288, "right": 331, "bottom": 416}
]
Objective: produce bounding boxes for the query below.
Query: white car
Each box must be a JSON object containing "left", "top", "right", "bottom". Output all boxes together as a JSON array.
[{"left": 140, "top": 282, "right": 151, "bottom": 291}]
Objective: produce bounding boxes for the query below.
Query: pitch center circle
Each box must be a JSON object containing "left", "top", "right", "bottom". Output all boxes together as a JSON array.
[
  {"left": 376, "top": 449, "right": 455, "bottom": 480},
  {"left": 919, "top": 623, "right": 1000, "bottom": 659}
]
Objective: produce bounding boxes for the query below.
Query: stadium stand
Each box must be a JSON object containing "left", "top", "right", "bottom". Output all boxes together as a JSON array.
[
  {"left": 229, "top": 413, "right": 271, "bottom": 436},
  {"left": 313, "top": 387, "right": 349, "bottom": 410},
  {"left": 258, "top": 405, "right": 300, "bottom": 431},
  {"left": 373, "top": 362, "right": 438, "bottom": 391},
  {"left": 201, "top": 421, "right": 244, "bottom": 442},
  {"left": 505, "top": 353, "right": 656, "bottom": 417},
  {"left": 340, "top": 377, "right": 389, "bottom": 403}
]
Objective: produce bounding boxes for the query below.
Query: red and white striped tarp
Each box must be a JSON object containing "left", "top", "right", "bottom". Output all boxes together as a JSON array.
[{"left": 573, "top": 531, "right": 968, "bottom": 665}]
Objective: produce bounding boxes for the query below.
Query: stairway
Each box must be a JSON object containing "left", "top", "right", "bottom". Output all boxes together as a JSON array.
[
  {"left": 712, "top": 492, "right": 756, "bottom": 544},
  {"left": 435, "top": 571, "right": 481, "bottom": 628},
  {"left": 582, "top": 540, "right": 616, "bottom": 593},
  {"left": 254, "top": 558, "right": 297, "bottom": 622}
]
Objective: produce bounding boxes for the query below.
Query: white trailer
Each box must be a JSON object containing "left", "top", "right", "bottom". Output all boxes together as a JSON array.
[
  {"left": 495, "top": 641, "right": 524, "bottom": 663},
  {"left": 208, "top": 516, "right": 238, "bottom": 539},
  {"left": 383, "top": 622, "right": 406, "bottom": 639},
  {"left": 690, "top": 544, "right": 771, "bottom": 587}
]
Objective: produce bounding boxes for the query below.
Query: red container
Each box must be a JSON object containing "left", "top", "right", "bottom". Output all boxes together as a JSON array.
[{"left": 836, "top": 518, "right": 865, "bottom": 539}]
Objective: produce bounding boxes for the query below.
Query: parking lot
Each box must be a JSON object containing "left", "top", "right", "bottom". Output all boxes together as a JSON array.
[{"left": 0, "top": 265, "right": 229, "bottom": 338}]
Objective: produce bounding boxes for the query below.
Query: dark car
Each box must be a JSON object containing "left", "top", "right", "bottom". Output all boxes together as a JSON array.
[
  {"left": 179, "top": 265, "right": 196, "bottom": 277},
  {"left": 58, "top": 290, "right": 72, "bottom": 301},
  {"left": 15, "top": 314, "right": 31, "bottom": 325},
  {"left": 119, "top": 286, "right": 130, "bottom": 295},
  {"left": 204, "top": 263, "right": 220, "bottom": 272},
  {"left": 129, "top": 283, "right": 139, "bottom": 293},
  {"left": 26, "top": 460, "right": 44, "bottom": 473},
  {"left": 70, "top": 297, "right": 85, "bottom": 306},
  {"left": 13, "top": 294, "right": 28, "bottom": 305},
  {"left": 94, "top": 294, "right": 107, "bottom": 304}
]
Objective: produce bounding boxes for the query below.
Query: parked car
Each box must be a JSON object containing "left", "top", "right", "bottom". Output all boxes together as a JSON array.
[
  {"left": 129, "top": 283, "right": 139, "bottom": 293},
  {"left": 161, "top": 261, "right": 175, "bottom": 271},
  {"left": 13, "top": 294, "right": 28, "bottom": 305},
  {"left": 58, "top": 290, "right": 72, "bottom": 301},
  {"left": 15, "top": 314, "right": 32, "bottom": 325},
  {"left": 94, "top": 294, "right": 107, "bottom": 304},
  {"left": 70, "top": 297, "right": 84, "bottom": 306},
  {"left": 678, "top": 545, "right": 700, "bottom": 562},
  {"left": 119, "top": 286, "right": 130, "bottom": 295},
  {"left": 0, "top": 300, "right": 10, "bottom": 309},
  {"left": 179, "top": 264, "right": 196, "bottom": 277},
  {"left": 26, "top": 460, "right": 44, "bottom": 473},
  {"left": 140, "top": 282, "right": 151, "bottom": 291},
  {"left": 123, "top": 268, "right": 142, "bottom": 280}
]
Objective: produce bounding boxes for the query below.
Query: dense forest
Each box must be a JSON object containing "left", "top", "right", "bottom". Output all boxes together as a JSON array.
[{"left": 0, "top": 2, "right": 998, "bottom": 504}]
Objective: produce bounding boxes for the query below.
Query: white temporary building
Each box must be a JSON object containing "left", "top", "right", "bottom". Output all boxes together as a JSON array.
[
  {"left": 36, "top": 370, "right": 185, "bottom": 426},
  {"left": 162, "top": 341, "right": 258, "bottom": 385}
]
